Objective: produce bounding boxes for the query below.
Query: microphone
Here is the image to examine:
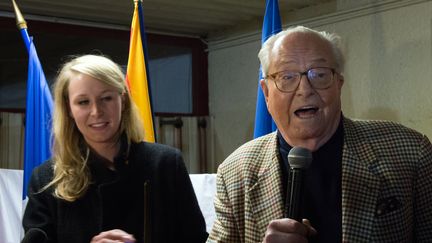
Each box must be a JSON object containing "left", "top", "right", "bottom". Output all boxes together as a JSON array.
[
  {"left": 286, "top": 146, "right": 312, "bottom": 221},
  {"left": 21, "top": 228, "right": 47, "bottom": 243}
]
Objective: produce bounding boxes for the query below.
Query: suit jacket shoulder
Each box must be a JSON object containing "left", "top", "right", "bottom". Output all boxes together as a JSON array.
[
  {"left": 344, "top": 118, "right": 424, "bottom": 142},
  {"left": 342, "top": 117, "right": 432, "bottom": 242},
  {"left": 218, "top": 132, "right": 278, "bottom": 182},
  {"left": 209, "top": 133, "right": 282, "bottom": 243}
]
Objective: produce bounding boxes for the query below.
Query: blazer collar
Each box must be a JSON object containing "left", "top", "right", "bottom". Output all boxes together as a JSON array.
[
  {"left": 341, "top": 117, "right": 380, "bottom": 242},
  {"left": 247, "top": 119, "right": 382, "bottom": 241},
  {"left": 248, "top": 132, "right": 285, "bottom": 238}
]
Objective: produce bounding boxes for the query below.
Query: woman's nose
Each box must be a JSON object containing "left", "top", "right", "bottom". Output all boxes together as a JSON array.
[{"left": 90, "top": 102, "right": 103, "bottom": 116}]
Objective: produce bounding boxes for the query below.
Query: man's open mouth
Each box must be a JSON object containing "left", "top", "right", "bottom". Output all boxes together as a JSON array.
[{"left": 294, "top": 107, "right": 319, "bottom": 117}]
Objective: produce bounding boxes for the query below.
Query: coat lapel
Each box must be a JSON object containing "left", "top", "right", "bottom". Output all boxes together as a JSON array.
[
  {"left": 342, "top": 118, "right": 380, "bottom": 242},
  {"left": 248, "top": 133, "right": 284, "bottom": 239},
  {"left": 246, "top": 120, "right": 382, "bottom": 241}
]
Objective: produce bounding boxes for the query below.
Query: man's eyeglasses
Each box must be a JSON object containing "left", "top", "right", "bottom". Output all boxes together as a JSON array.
[{"left": 265, "top": 67, "right": 337, "bottom": 93}]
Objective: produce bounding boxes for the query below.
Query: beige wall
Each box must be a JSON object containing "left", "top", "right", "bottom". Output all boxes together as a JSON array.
[
  {"left": 208, "top": 41, "right": 261, "bottom": 169},
  {"left": 207, "top": 0, "right": 432, "bottom": 170}
]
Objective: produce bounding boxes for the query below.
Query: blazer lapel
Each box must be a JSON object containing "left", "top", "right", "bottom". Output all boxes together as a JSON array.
[
  {"left": 342, "top": 118, "right": 380, "bottom": 242},
  {"left": 246, "top": 120, "right": 382, "bottom": 241},
  {"left": 248, "top": 134, "right": 285, "bottom": 239}
]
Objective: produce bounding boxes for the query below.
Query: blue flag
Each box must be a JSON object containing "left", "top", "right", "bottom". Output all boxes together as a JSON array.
[
  {"left": 253, "top": 0, "right": 282, "bottom": 138},
  {"left": 23, "top": 39, "right": 53, "bottom": 199}
]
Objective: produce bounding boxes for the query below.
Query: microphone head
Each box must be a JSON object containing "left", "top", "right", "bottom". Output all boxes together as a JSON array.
[{"left": 288, "top": 146, "right": 312, "bottom": 169}]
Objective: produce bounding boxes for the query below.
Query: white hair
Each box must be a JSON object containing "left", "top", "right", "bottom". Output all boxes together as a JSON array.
[{"left": 258, "top": 26, "right": 345, "bottom": 77}]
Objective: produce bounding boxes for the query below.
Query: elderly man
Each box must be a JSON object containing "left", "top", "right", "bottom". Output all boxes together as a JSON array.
[{"left": 207, "top": 26, "right": 432, "bottom": 243}]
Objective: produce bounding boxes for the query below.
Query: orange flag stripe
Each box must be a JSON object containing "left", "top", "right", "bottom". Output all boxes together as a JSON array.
[{"left": 126, "top": 1, "right": 155, "bottom": 142}]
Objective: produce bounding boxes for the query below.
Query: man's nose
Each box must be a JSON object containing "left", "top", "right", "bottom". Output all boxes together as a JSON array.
[{"left": 296, "top": 74, "right": 314, "bottom": 94}]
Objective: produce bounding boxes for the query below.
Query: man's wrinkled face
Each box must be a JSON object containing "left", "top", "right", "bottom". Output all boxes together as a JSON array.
[{"left": 260, "top": 32, "right": 344, "bottom": 151}]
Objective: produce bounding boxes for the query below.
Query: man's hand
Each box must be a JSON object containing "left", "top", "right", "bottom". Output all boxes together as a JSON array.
[
  {"left": 262, "top": 218, "right": 317, "bottom": 243},
  {"left": 91, "top": 229, "right": 136, "bottom": 243}
]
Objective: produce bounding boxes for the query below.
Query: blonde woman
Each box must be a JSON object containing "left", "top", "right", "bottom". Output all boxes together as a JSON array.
[{"left": 22, "top": 55, "right": 207, "bottom": 243}]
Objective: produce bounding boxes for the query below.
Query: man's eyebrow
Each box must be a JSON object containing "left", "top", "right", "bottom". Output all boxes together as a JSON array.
[
  {"left": 309, "top": 58, "right": 329, "bottom": 64},
  {"left": 277, "top": 57, "right": 329, "bottom": 66}
]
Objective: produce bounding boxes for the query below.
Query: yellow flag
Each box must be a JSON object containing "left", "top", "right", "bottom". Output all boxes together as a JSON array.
[{"left": 126, "top": 0, "right": 155, "bottom": 142}]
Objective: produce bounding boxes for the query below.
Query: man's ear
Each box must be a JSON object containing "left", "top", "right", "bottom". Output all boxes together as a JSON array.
[
  {"left": 260, "top": 79, "right": 269, "bottom": 103},
  {"left": 337, "top": 74, "right": 344, "bottom": 90}
]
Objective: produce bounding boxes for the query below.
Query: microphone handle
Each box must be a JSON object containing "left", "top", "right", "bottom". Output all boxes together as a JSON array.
[{"left": 286, "top": 168, "right": 304, "bottom": 221}]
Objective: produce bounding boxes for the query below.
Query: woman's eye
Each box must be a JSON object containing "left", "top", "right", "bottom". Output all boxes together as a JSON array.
[
  {"left": 102, "top": 96, "right": 112, "bottom": 101},
  {"left": 77, "top": 100, "right": 89, "bottom": 105}
]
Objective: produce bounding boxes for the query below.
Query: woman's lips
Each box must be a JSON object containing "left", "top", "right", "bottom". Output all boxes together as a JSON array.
[{"left": 89, "top": 122, "right": 109, "bottom": 128}]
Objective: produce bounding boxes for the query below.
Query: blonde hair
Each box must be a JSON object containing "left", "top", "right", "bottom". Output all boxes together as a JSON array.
[
  {"left": 258, "top": 25, "right": 345, "bottom": 77},
  {"left": 49, "top": 54, "right": 144, "bottom": 201}
]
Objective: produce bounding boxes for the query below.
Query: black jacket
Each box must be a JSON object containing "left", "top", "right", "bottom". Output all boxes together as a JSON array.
[{"left": 22, "top": 141, "right": 208, "bottom": 243}]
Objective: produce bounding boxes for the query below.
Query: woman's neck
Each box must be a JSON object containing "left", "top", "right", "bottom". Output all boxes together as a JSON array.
[{"left": 89, "top": 140, "right": 120, "bottom": 163}]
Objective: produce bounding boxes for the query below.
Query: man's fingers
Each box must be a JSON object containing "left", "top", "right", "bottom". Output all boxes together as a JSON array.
[
  {"left": 267, "top": 218, "right": 309, "bottom": 236},
  {"left": 91, "top": 229, "right": 136, "bottom": 243},
  {"left": 263, "top": 229, "right": 308, "bottom": 243},
  {"left": 262, "top": 218, "right": 318, "bottom": 243},
  {"left": 302, "top": 218, "right": 318, "bottom": 237}
]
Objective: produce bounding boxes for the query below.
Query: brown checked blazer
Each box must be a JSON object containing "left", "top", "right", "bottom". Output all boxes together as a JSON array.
[{"left": 207, "top": 117, "right": 432, "bottom": 243}]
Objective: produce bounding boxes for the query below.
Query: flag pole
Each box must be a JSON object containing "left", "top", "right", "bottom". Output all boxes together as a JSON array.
[
  {"left": 11, "top": 0, "right": 31, "bottom": 52},
  {"left": 136, "top": 0, "right": 156, "bottom": 142}
]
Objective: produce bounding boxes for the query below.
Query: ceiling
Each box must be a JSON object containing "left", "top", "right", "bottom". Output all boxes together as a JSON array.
[{"left": 0, "top": 0, "right": 335, "bottom": 39}]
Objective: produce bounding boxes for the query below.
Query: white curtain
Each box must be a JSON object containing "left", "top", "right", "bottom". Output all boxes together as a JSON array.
[
  {"left": 190, "top": 173, "right": 216, "bottom": 232},
  {"left": 0, "top": 169, "right": 24, "bottom": 243}
]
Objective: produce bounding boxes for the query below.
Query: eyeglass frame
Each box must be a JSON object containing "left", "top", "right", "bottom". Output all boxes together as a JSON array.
[{"left": 264, "top": 67, "right": 339, "bottom": 93}]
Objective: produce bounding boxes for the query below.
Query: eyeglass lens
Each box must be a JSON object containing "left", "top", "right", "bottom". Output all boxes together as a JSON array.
[{"left": 274, "top": 67, "right": 334, "bottom": 92}]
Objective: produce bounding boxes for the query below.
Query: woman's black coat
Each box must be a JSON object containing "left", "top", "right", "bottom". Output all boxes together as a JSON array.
[{"left": 22, "top": 141, "right": 208, "bottom": 243}]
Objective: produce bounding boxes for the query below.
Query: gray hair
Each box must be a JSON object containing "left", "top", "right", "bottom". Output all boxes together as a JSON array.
[{"left": 258, "top": 26, "right": 345, "bottom": 77}]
